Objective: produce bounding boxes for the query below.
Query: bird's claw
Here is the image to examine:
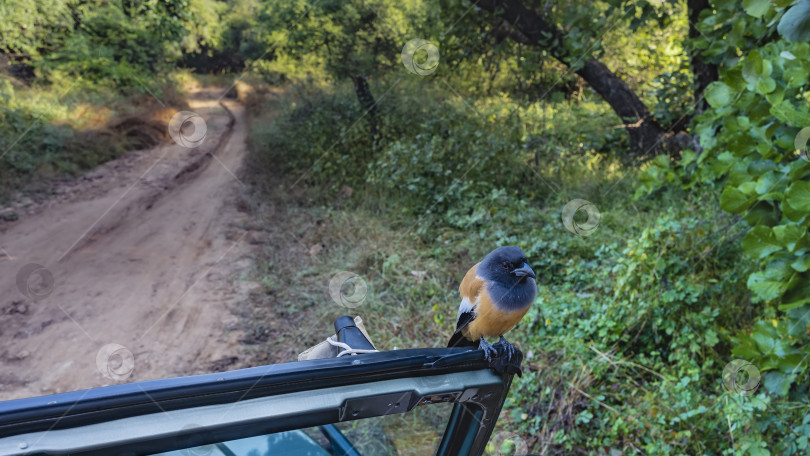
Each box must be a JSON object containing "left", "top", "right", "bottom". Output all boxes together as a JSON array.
[
  {"left": 479, "top": 337, "right": 498, "bottom": 363},
  {"left": 495, "top": 336, "right": 524, "bottom": 377},
  {"left": 499, "top": 335, "right": 517, "bottom": 362},
  {"left": 478, "top": 337, "right": 524, "bottom": 376}
]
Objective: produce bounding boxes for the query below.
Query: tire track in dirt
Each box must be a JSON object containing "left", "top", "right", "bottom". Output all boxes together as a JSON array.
[{"left": 0, "top": 90, "right": 260, "bottom": 400}]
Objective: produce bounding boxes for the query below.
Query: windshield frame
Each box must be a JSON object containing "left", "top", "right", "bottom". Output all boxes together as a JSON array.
[{"left": 0, "top": 347, "right": 518, "bottom": 456}]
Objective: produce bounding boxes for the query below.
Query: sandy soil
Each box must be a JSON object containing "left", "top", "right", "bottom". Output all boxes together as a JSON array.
[{"left": 0, "top": 90, "right": 262, "bottom": 400}]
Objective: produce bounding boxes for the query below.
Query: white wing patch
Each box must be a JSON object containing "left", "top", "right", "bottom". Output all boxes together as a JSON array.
[{"left": 456, "top": 296, "right": 476, "bottom": 324}]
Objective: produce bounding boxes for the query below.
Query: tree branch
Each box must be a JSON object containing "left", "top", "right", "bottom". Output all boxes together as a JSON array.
[{"left": 477, "top": 0, "right": 686, "bottom": 155}]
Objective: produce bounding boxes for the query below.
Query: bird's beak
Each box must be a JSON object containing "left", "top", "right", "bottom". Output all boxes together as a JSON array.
[{"left": 512, "top": 262, "right": 536, "bottom": 280}]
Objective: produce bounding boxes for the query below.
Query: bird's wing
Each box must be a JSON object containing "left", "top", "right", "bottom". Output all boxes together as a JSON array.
[{"left": 454, "top": 262, "right": 484, "bottom": 334}]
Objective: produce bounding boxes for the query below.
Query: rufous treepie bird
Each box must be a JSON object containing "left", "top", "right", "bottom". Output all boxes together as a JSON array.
[{"left": 447, "top": 246, "right": 537, "bottom": 363}]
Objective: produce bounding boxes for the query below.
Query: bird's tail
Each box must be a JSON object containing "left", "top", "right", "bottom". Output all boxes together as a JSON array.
[{"left": 447, "top": 331, "right": 477, "bottom": 348}]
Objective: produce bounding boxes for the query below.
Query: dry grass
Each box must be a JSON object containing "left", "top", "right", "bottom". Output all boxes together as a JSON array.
[
  {"left": 524, "top": 356, "right": 594, "bottom": 455},
  {"left": 235, "top": 177, "right": 458, "bottom": 362}
]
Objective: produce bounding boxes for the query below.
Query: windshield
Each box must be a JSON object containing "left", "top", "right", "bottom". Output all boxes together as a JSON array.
[{"left": 153, "top": 402, "right": 453, "bottom": 456}]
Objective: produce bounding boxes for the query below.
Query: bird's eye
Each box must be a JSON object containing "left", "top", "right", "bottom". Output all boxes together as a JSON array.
[{"left": 501, "top": 261, "right": 511, "bottom": 269}]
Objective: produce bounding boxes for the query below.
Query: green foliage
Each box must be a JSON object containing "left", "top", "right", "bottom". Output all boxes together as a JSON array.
[
  {"left": 9, "top": 0, "right": 804, "bottom": 451},
  {"left": 437, "top": 0, "right": 691, "bottom": 115},
  {"left": 252, "top": 77, "right": 623, "bottom": 214},
  {"left": 246, "top": 0, "right": 431, "bottom": 84},
  {"left": 640, "top": 0, "right": 810, "bottom": 391},
  {"left": 248, "top": 73, "right": 799, "bottom": 452},
  {"left": 0, "top": 80, "right": 71, "bottom": 176},
  {"left": 4, "top": 0, "right": 809, "bottom": 452},
  {"left": 181, "top": 0, "right": 259, "bottom": 72},
  {"left": 0, "top": 0, "right": 76, "bottom": 59},
  {"left": 0, "top": 0, "right": 217, "bottom": 197},
  {"left": 37, "top": 1, "right": 191, "bottom": 87},
  {"left": 0, "top": 79, "right": 144, "bottom": 198},
  {"left": 634, "top": 1, "right": 810, "bottom": 452},
  {"left": 1, "top": 0, "right": 225, "bottom": 89},
  {"left": 248, "top": 0, "right": 809, "bottom": 445}
]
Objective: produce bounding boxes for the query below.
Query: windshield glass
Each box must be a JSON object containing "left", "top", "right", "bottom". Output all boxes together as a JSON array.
[{"left": 152, "top": 402, "right": 452, "bottom": 456}]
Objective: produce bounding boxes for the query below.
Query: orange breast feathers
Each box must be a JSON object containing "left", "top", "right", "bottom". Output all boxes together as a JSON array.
[{"left": 458, "top": 263, "right": 530, "bottom": 342}]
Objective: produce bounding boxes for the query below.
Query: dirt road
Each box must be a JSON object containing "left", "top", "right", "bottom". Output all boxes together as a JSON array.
[{"left": 0, "top": 90, "right": 259, "bottom": 400}]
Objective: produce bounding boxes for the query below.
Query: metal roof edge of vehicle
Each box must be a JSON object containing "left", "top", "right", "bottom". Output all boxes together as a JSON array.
[
  {"left": 0, "top": 347, "right": 488, "bottom": 438},
  {"left": 0, "top": 370, "right": 506, "bottom": 456}
]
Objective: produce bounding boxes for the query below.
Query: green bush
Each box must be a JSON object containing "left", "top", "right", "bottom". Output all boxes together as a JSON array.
[
  {"left": 252, "top": 78, "right": 624, "bottom": 212},
  {"left": 636, "top": 1, "right": 810, "bottom": 443},
  {"left": 248, "top": 71, "right": 807, "bottom": 452}
]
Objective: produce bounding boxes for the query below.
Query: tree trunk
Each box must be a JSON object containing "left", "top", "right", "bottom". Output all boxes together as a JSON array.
[
  {"left": 478, "top": 0, "right": 676, "bottom": 155},
  {"left": 688, "top": 0, "right": 718, "bottom": 116},
  {"left": 350, "top": 75, "right": 381, "bottom": 147},
  {"left": 575, "top": 59, "right": 668, "bottom": 153}
]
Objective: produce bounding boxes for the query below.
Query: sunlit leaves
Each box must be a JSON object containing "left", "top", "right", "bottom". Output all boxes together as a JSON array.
[
  {"left": 0, "top": 0, "right": 76, "bottom": 57},
  {"left": 705, "top": 81, "right": 735, "bottom": 107},
  {"left": 785, "top": 180, "right": 810, "bottom": 213},
  {"left": 743, "top": 0, "right": 772, "bottom": 18}
]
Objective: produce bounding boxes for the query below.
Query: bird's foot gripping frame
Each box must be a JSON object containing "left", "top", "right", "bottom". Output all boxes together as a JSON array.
[{"left": 479, "top": 337, "right": 524, "bottom": 377}]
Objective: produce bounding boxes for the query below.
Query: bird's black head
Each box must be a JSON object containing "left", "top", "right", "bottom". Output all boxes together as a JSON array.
[{"left": 479, "top": 246, "right": 536, "bottom": 286}]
